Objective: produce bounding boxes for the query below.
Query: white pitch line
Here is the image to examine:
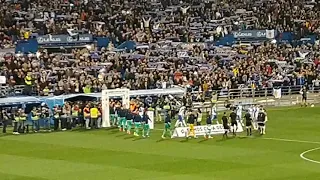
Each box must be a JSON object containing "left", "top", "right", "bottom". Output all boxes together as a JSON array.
[
  {"left": 153, "top": 128, "right": 320, "bottom": 145},
  {"left": 262, "top": 137, "right": 320, "bottom": 145},
  {"left": 300, "top": 147, "right": 320, "bottom": 164}
]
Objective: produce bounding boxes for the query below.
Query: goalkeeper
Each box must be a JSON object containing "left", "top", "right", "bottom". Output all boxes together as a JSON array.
[
  {"left": 161, "top": 112, "right": 172, "bottom": 139},
  {"left": 142, "top": 111, "right": 151, "bottom": 138}
]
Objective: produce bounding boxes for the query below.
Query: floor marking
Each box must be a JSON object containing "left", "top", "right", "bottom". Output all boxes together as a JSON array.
[{"left": 300, "top": 147, "right": 320, "bottom": 164}]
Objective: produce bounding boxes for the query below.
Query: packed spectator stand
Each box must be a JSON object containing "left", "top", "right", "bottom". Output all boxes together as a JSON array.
[{"left": 0, "top": 0, "right": 319, "bottom": 100}]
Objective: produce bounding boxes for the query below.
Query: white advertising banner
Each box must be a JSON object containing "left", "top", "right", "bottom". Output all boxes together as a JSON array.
[
  {"left": 172, "top": 122, "right": 244, "bottom": 138},
  {"left": 0, "top": 76, "right": 6, "bottom": 84}
]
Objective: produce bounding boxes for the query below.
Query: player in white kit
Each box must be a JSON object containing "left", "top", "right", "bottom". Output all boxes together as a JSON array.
[
  {"left": 248, "top": 105, "right": 255, "bottom": 129},
  {"left": 175, "top": 106, "right": 187, "bottom": 127},
  {"left": 210, "top": 103, "right": 219, "bottom": 124},
  {"left": 253, "top": 105, "right": 260, "bottom": 130},
  {"left": 236, "top": 102, "right": 243, "bottom": 126}
]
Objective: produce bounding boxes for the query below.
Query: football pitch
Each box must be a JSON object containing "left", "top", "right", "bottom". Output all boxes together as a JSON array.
[{"left": 0, "top": 107, "right": 320, "bottom": 180}]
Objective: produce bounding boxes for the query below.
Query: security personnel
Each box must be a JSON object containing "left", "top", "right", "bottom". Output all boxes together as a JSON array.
[
  {"left": 18, "top": 109, "right": 27, "bottom": 133},
  {"left": 90, "top": 104, "right": 99, "bottom": 129},
  {"left": 83, "top": 104, "right": 91, "bottom": 129},
  {"left": 53, "top": 105, "right": 61, "bottom": 131},
  {"left": 24, "top": 72, "right": 33, "bottom": 95},
  {"left": 24, "top": 73, "right": 32, "bottom": 86},
  {"left": 72, "top": 104, "right": 80, "bottom": 128},
  {"left": 13, "top": 109, "right": 20, "bottom": 135},
  {"left": 31, "top": 107, "right": 40, "bottom": 132}
]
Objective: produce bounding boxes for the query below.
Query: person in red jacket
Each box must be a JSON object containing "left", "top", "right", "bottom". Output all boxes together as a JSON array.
[{"left": 83, "top": 104, "right": 91, "bottom": 129}]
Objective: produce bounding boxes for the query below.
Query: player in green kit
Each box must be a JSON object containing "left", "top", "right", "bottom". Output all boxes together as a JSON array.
[
  {"left": 109, "top": 103, "right": 116, "bottom": 126},
  {"left": 142, "top": 111, "right": 151, "bottom": 138},
  {"left": 118, "top": 106, "right": 127, "bottom": 132},
  {"left": 115, "top": 103, "right": 121, "bottom": 127},
  {"left": 161, "top": 112, "right": 172, "bottom": 139},
  {"left": 133, "top": 113, "right": 142, "bottom": 136},
  {"left": 126, "top": 109, "right": 134, "bottom": 134}
]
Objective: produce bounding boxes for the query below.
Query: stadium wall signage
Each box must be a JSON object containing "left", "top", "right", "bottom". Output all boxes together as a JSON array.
[
  {"left": 37, "top": 34, "right": 93, "bottom": 45},
  {"left": 233, "top": 30, "right": 276, "bottom": 39}
]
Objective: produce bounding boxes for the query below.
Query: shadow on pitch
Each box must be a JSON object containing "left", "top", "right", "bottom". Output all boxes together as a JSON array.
[
  {"left": 124, "top": 136, "right": 135, "bottom": 140},
  {"left": 180, "top": 138, "right": 189, "bottom": 143},
  {"left": 132, "top": 137, "right": 145, "bottom": 141},
  {"left": 198, "top": 138, "right": 209, "bottom": 143},
  {"left": 115, "top": 133, "right": 127, "bottom": 137},
  {"left": 156, "top": 138, "right": 166, "bottom": 142}
]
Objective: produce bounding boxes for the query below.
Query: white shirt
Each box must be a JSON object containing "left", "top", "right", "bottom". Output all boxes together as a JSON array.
[
  {"left": 181, "top": 6, "right": 190, "bottom": 14},
  {"left": 143, "top": 17, "right": 151, "bottom": 28},
  {"left": 178, "top": 107, "right": 185, "bottom": 117},
  {"left": 139, "top": 107, "right": 144, "bottom": 117},
  {"left": 211, "top": 106, "right": 217, "bottom": 116},
  {"left": 248, "top": 107, "right": 254, "bottom": 117},
  {"left": 236, "top": 105, "right": 242, "bottom": 115}
]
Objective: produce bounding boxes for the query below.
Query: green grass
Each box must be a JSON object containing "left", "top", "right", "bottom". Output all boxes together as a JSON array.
[{"left": 1, "top": 106, "right": 320, "bottom": 180}]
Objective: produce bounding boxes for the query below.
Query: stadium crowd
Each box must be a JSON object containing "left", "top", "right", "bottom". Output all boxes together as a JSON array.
[{"left": 0, "top": 0, "right": 319, "bottom": 97}]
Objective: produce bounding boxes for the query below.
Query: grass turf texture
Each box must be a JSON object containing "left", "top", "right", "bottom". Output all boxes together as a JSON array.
[{"left": 0, "top": 107, "right": 320, "bottom": 180}]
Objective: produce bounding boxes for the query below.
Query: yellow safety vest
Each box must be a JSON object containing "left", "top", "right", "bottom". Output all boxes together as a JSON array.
[
  {"left": 20, "top": 115, "right": 26, "bottom": 121},
  {"left": 14, "top": 116, "right": 20, "bottom": 122},
  {"left": 72, "top": 110, "right": 78, "bottom": 117},
  {"left": 90, "top": 108, "right": 98, "bottom": 118},
  {"left": 25, "top": 76, "right": 32, "bottom": 85},
  {"left": 163, "top": 105, "right": 170, "bottom": 110},
  {"left": 84, "top": 86, "right": 91, "bottom": 94},
  {"left": 31, "top": 111, "right": 39, "bottom": 120}
]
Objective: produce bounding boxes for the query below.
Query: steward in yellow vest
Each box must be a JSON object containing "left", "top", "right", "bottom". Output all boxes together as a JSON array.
[
  {"left": 25, "top": 74, "right": 32, "bottom": 86},
  {"left": 90, "top": 105, "right": 99, "bottom": 129},
  {"left": 18, "top": 109, "right": 27, "bottom": 133},
  {"left": 31, "top": 107, "right": 40, "bottom": 132}
]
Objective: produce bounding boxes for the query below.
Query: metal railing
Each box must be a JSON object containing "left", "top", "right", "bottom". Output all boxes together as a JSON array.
[{"left": 191, "top": 85, "right": 320, "bottom": 112}]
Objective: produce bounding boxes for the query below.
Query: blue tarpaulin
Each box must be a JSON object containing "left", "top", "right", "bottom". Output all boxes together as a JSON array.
[{"left": 0, "top": 96, "right": 42, "bottom": 107}]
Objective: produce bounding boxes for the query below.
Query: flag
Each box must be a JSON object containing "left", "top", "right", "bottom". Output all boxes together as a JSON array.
[{"left": 266, "top": 30, "right": 275, "bottom": 39}]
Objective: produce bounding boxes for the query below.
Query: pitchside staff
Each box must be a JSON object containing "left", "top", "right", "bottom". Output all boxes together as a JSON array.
[
  {"left": 229, "top": 110, "right": 237, "bottom": 136},
  {"left": 222, "top": 112, "right": 229, "bottom": 138},
  {"left": 257, "top": 109, "right": 267, "bottom": 135},
  {"left": 244, "top": 110, "right": 252, "bottom": 136},
  {"left": 300, "top": 86, "right": 308, "bottom": 107}
]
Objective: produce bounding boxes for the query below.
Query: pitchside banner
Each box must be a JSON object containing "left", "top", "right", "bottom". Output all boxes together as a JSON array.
[
  {"left": 233, "top": 30, "right": 276, "bottom": 40},
  {"left": 172, "top": 122, "right": 244, "bottom": 138}
]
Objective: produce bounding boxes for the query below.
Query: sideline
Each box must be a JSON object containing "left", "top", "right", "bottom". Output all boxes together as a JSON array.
[
  {"left": 154, "top": 128, "right": 320, "bottom": 145},
  {"left": 300, "top": 147, "right": 320, "bottom": 164}
]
